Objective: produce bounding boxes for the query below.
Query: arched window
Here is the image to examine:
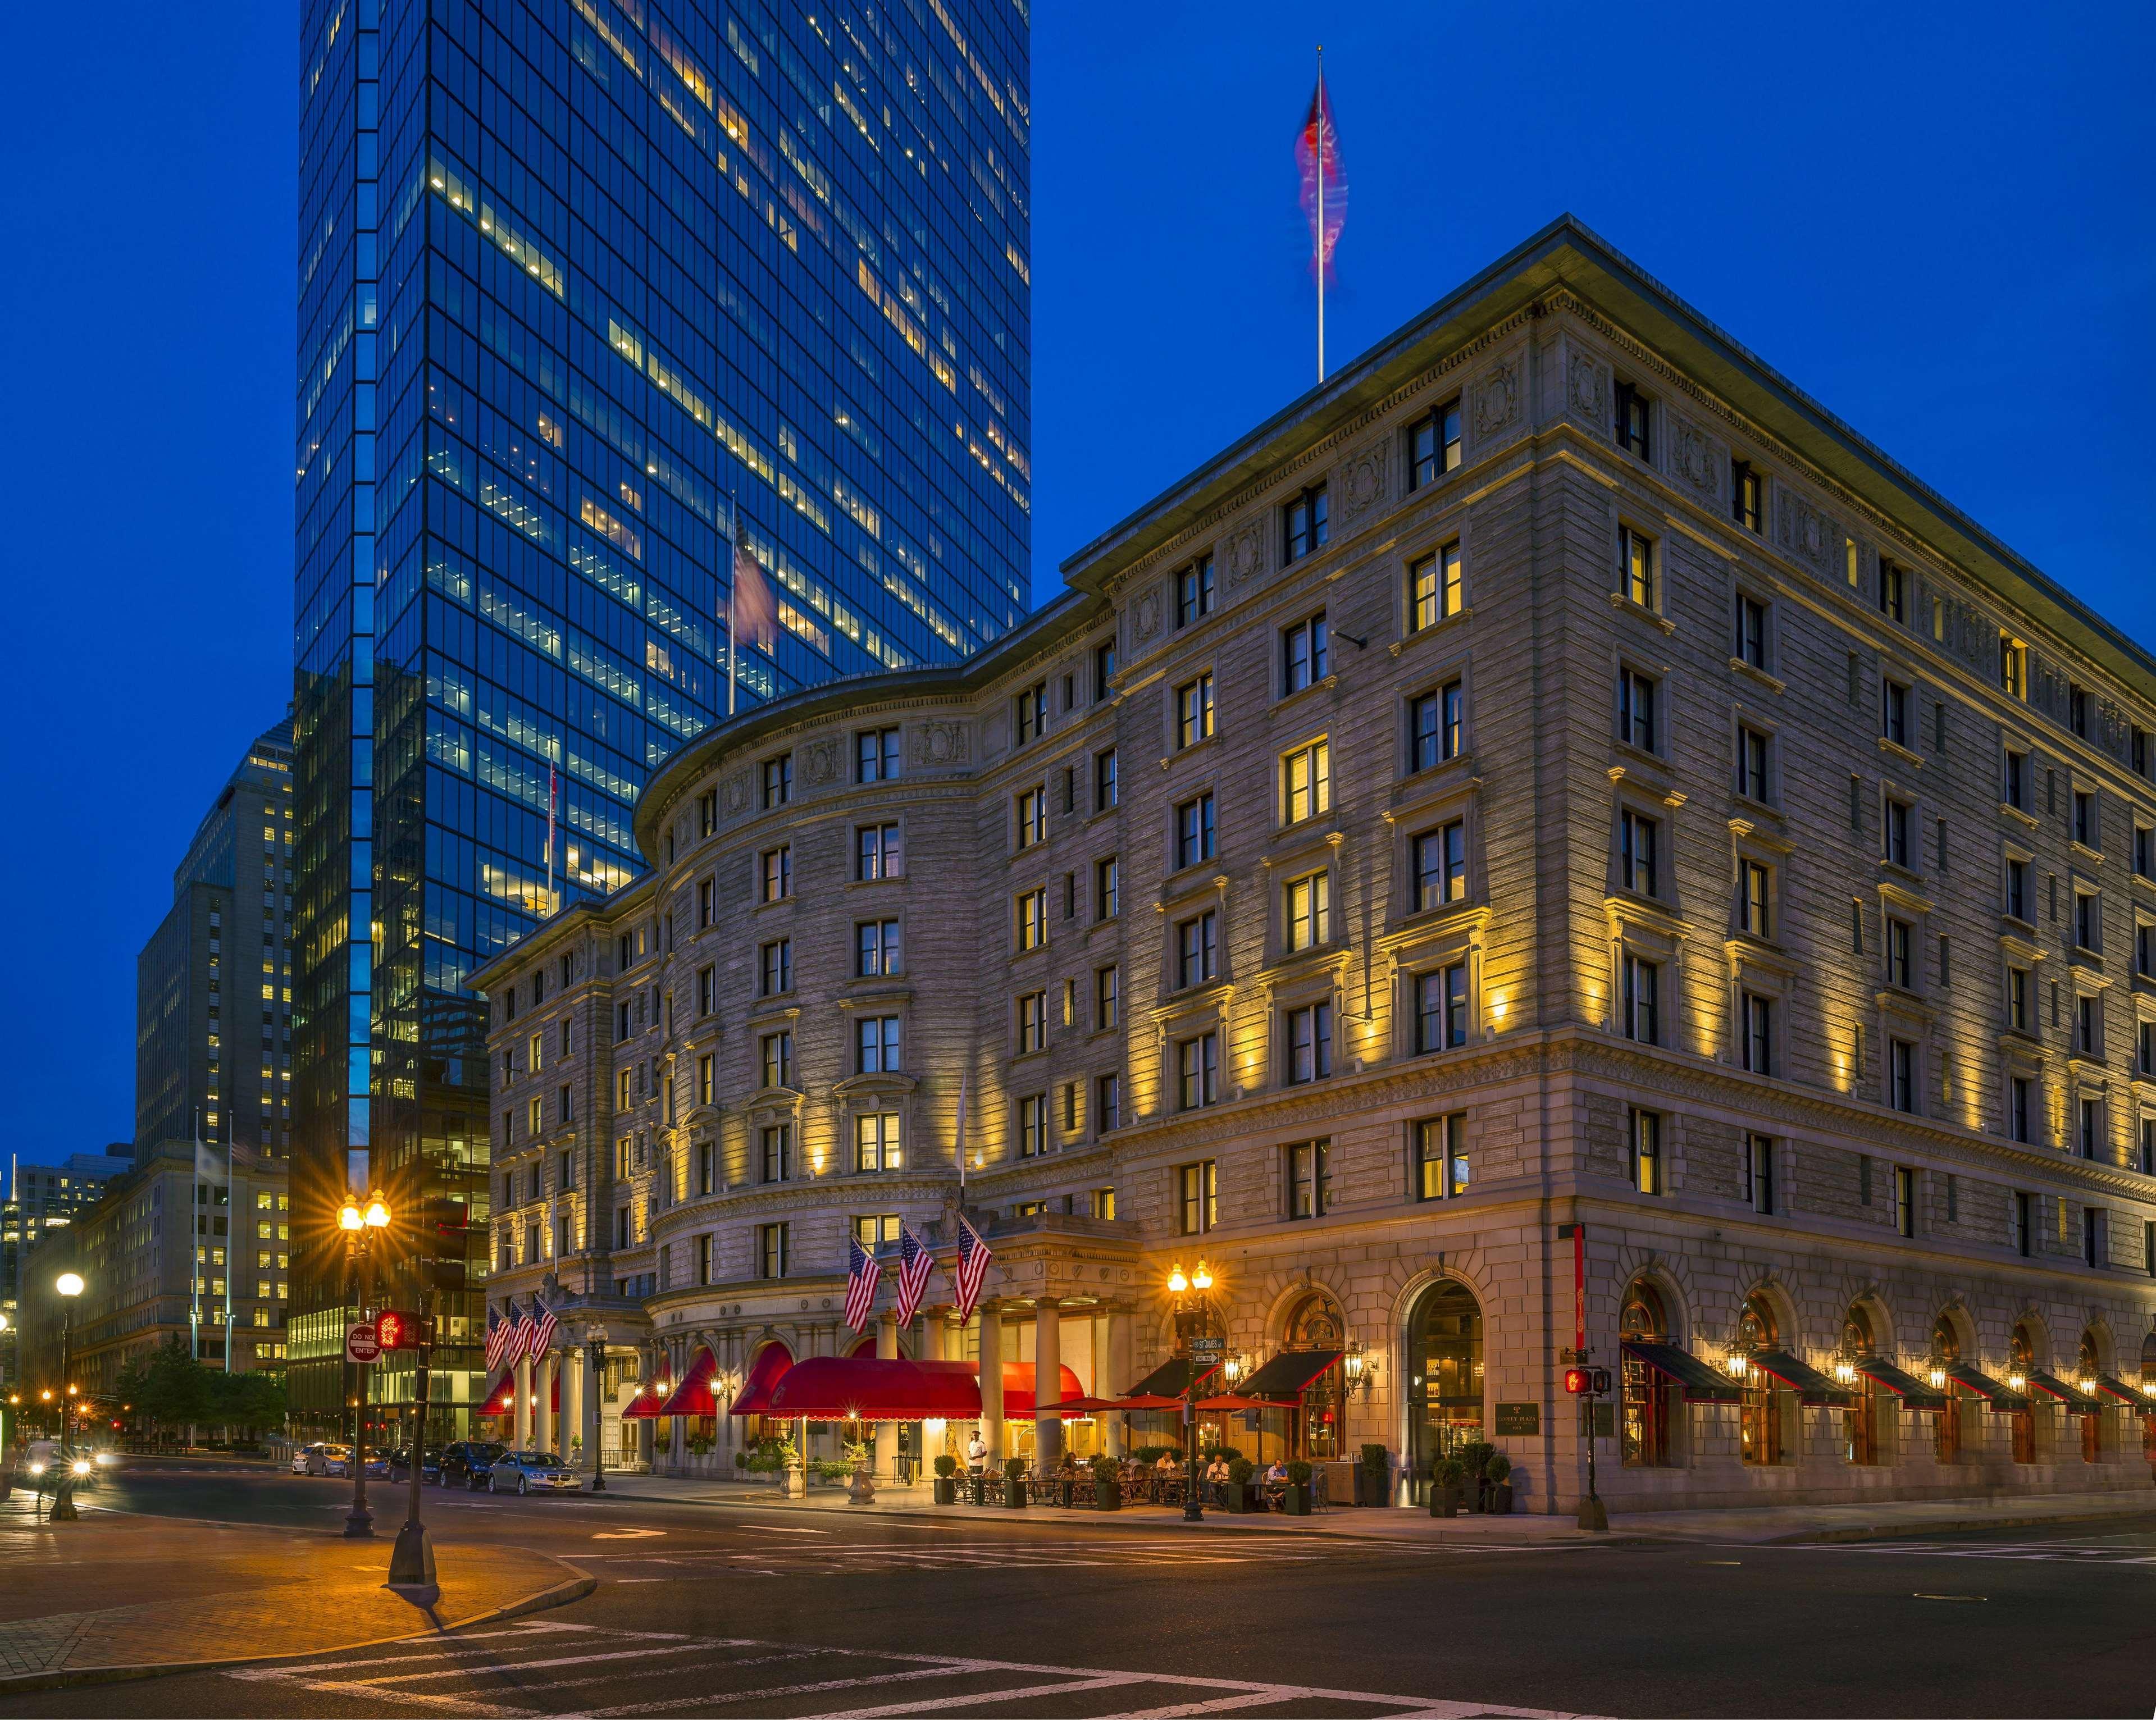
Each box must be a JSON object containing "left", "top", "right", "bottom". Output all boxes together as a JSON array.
[
  {"left": 1619, "top": 1281, "right": 1672, "bottom": 1467},
  {"left": 2077, "top": 1331, "right": 2104, "bottom": 1463},
  {"left": 2007, "top": 1323, "right": 2038, "bottom": 1463},
  {"left": 1842, "top": 1306, "right": 1879, "bottom": 1466},
  {"left": 1737, "top": 1295, "right": 1781, "bottom": 1466},
  {"left": 1930, "top": 1315, "right": 1963, "bottom": 1462},
  {"left": 1283, "top": 1293, "right": 1344, "bottom": 1461},
  {"left": 1406, "top": 1281, "right": 1484, "bottom": 1494}
]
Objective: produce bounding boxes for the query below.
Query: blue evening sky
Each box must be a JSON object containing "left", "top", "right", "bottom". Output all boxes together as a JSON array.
[{"left": 0, "top": 2, "right": 2148, "bottom": 1158}]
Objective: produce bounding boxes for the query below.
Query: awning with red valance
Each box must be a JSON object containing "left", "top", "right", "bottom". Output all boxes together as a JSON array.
[
  {"left": 1237, "top": 1348, "right": 1344, "bottom": 1401},
  {"left": 730, "top": 1342, "right": 796, "bottom": 1416},
  {"left": 622, "top": 1374, "right": 673, "bottom": 1420},
  {"left": 653, "top": 1350, "right": 719, "bottom": 1417},
  {"left": 1125, "top": 1357, "right": 1221, "bottom": 1399},
  {"left": 758, "top": 1357, "right": 1085, "bottom": 1422},
  {"left": 479, "top": 1370, "right": 517, "bottom": 1416}
]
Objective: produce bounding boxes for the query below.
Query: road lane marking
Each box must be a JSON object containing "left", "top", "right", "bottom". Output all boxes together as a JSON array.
[
  {"left": 593, "top": 1528, "right": 668, "bottom": 1539},
  {"left": 360, "top": 1640, "right": 741, "bottom": 1686},
  {"left": 578, "top": 1663, "right": 993, "bottom": 1717},
  {"left": 796, "top": 1674, "right": 1146, "bottom": 1719}
]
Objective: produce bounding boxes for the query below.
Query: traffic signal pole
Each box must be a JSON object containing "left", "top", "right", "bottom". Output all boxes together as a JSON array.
[{"left": 389, "top": 1289, "right": 436, "bottom": 1587}]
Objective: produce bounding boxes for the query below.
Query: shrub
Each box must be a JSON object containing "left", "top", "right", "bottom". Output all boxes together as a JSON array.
[
  {"left": 809, "top": 1458, "right": 853, "bottom": 1481},
  {"left": 1202, "top": 1443, "right": 1238, "bottom": 1462},
  {"left": 1456, "top": 1440, "right": 1496, "bottom": 1479},
  {"left": 1089, "top": 1454, "right": 1121, "bottom": 1485},
  {"left": 733, "top": 1450, "right": 749, "bottom": 1467},
  {"left": 1003, "top": 1456, "right": 1028, "bottom": 1482},
  {"left": 1286, "top": 1459, "right": 1313, "bottom": 1485},
  {"left": 933, "top": 1453, "right": 958, "bottom": 1479},
  {"left": 1227, "top": 1456, "right": 1255, "bottom": 1485},
  {"left": 1485, "top": 1450, "right": 1512, "bottom": 1484},
  {"left": 1434, "top": 1457, "right": 1465, "bottom": 1486},
  {"left": 1133, "top": 1444, "right": 1177, "bottom": 1464},
  {"left": 1359, "top": 1442, "right": 1390, "bottom": 1472}
]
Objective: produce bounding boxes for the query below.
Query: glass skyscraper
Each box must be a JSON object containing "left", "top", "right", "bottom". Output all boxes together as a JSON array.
[{"left": 289, "top": 0, "right": 1029, "bottom": 1428}]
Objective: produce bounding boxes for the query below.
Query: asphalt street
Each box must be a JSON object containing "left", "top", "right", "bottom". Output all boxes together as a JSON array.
[{"left": 3, "top": 1466, "right": 2153, "bottom": 1718}]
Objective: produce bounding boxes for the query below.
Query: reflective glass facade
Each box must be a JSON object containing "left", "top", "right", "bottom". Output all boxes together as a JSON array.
[{"left": 289, "top": 0, "right": 1029, "bottom": 1429}]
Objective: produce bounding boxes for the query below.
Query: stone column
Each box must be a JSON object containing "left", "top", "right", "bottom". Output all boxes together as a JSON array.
[
  {"left": 560, "top": 1348, "right": 582, "bottom": 1461},
  {"left": 535, "top": 1354, "right": 556, "bottom": 1453},
  {"left": 1104, "top": 1302, "right": 1133, "bottom": 1458},
  {"left": 1033, "top": 1298, "right": 1063, "bottom": 1470},
  {"left": 582, "top": 1343, "right": 604, "bottom": 1475},
  {"left": 668, "top": 1342, "right": 685, "bottom": 1472},
  {"left": 513, "top": 1353, "right": 534, "bottom": 1449},
  {"left": 874, "top": 1313, "right": 900, "bottom": 1481},
  {"left": 978, "top": 1301, "right": 1004, "bottom": 1466}
]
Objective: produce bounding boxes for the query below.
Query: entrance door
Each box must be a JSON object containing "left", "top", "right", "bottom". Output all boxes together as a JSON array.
[{"left": 1406, "top": 1280, "right": 1484, "bottom": 1503}]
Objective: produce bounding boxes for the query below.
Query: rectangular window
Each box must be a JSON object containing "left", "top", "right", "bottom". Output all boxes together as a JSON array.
[
  {"left": 1016, "top": 990, "right": 1047, "bottom": 1054},
  {"left": 1731, "top": 460, "right": 1762, "bottom": 533},
  {"left": 1619, "top": 668, "right": 1658, "bottom": 752},
  {"left": 1095, "top": 855, "right": 1120, "bottom": 920},
  {"left": 1881, "top": 680, "right": 1909, "bottom": 746},
  {"left": 1283, "top": 484, "right": 1329, "bottom": 563},
  {"left": 1890, "top": 1040, "right": 1917, "bottom": 1114},
  {"left": 1018, "top": 1093, "right": 1048, "bottom": 1158},
  {"left": 1614, "top": 382, "right": 1651, "bottom": 458},
  {"left": 1885, "top": 800, "right": 1911, "bottom": 868},
  {"left": 1015, "top": 682, "right": 1047, "bottom": 745},
  {"left": 1631, "top": 1109, "right": 1662, "bottom": 1194},
  {"left": 2083, "top": 1206, "right": 2104, "bottom": 1267},
  {"left": 1015, "top": 889, "right": 1047, "bottom": 952},
  {"left": 1415, "top": 821, "right": 1467, "bottom": 911},
  {"left": 758, "top": 1222, "right": 789, "bottom": 1279},
  {"left": 1894, "top": 1166, "right": 1915, "bottom": 1237},
  {"left": 1282, "top": 740, "right": 1332, "bottom": 824},
  {"left": 1284, "top": 872, "right": 1330, "bottom": 952},
  {"left": 2006, "top": 857, "right": 2030, "bottom": 922},
  {"left": 1743, "top": 1134, "right": 1775, "bottom": 1215},
  {"left": 2069, "top": 683, "right": 2089, "bottom": 739},
  {"left": 698, "top": 788, "right": 718, "bottom": 837},
  {"left": 1095, "top": 1071, "right": 1121, "bottom": 1133},
  {"left": 761, "top": 845, "right": 792, "bottom": 901},
  {"left": 1284, "top": 1001, "right": 1333, "bottom": 1084},
  {"left": 855, "top": 1112, "right": 900, "bottom": 1172},
  {"left": 1177, "top": 910, "right": 1218, "bottom": 988},
  {"left": 1410, "top": 681, "right": 1465, "bottom": 771},
  {"left": 1735, "top": 595, "right": 1768, "bottom": 669},
  {"left": 1095, "top": 749, "right": 1118, "bottom": 811},
  {"left": 1619, "top": 526, "right": 1656, "bottom": 609},
  {"left": 2137, "top": 827, "right": 2153, "bottom": 879},
  {"left": 856, "top": 919, "right": 901, "bottom": 977},
  {"left": 2075, "top": 790, "right": 2097, "bottom": 848},
  {"left": 2010, "top": 1189, "right": 2032, "bottom": 1257},
  {"left": 1015, "top": 787, "right": 1047, "bottom": 848},
  {"left": 1738, "top": 859, "right": 1772, "bottom": 938},
  {"left": 2078, "top": 1096, "right": 2101, "bottom": 1160},
  {"left": 1741, "top": 993, "right": 1775, "bottom": 1076},
  {"left": 763, "top": 754, "right": 793, "bottom": 808},
  {"left": 759, "top": 939, "right": 792, "bottom": 996},
  {"left": 2077, "top": 994, "right": 2100, "bottom": 1057},
  {"left": 1175, "top": 555, "right": 1215, "bottom": 627},
  {"left": 1409, "top": 399, "right": 1462, "bottom": 489},
  {"left": 1416, "top": 1114, "right": 1469, "bottom": 1200},
  {"left": 1177, "top": 1160, "right": 1218, "bottom": 1234},
  {"left": 856, "top": 823, "right": 902, "bottom": 880},
  {"left": 2003, "top": 749, "right": 2026, "bottom": 809},
  {"left": 1176, "top": 674, "right": 1215, "bottom": 748},
  {"left": 760, "top": 1124, "right": 791, "bottom": 1184},
  {"left": 1622, "top": 953, "right": 1661, "bottom": 1046},
  {"left": 1886, "top": 918, "right": 1913, "bottom": 989},
  {"left": 2076, "top": 892, "right": 2099, "bottom": 952},
  {"left": 856, "top": 727, "right": 900, "bottom": 783},
  {"left": 695, "top": 1233, "right": 712, "bottom": 1285},
  {"left": 697, "top": 877, "right": 715, "bottom": 929},
  {"left": 1411, "top": 541, "right": 1464, "bottom": 631},
  {"left": 1177, "top": 1033, "right": 1219, "bottom": 1109},
  {"left": 1093, "top": 639, "right": 1118, "bottom": 701},
  {"left": 694, "top": 1138, "right": 714, "bottom": 1196},
  {"left": 695, "top": 1053, "right": 713, "bottom": 1107},
  {"left": 2010, "top": 1076, "right": 2033, "bottom": 1143},
  {"left": 2000, "top": 634, "right": 2027, "bottom": 700},
  {"left": 1620, "top": 810, "right": 1660, "bottom": 897},
  {"left": 1415, "top": 963, "right": 1470, "bottom": 1053},
  {"left": 1733, "top": 728, "right": 1771, "bottom": 807},
  {"left": 855, "top": 1015, "right": 900, "bottom": 1074},
  {"left": 1095, "top": 965, "right": 1120, "bottom": 1030},
  {"left": 1175, "top": 793, "right": 1216, "bottom": 868},
  {"left": 1285, "top": 1139, "right": 1331, "bottom": 1219},
  {"left": 2008, "top": 968, "right": 2031, "bottom": 1033},
  {"left": 1283, "top": 613, "right": 1329, "bottom": 694},
  {"left": 760, "top": 1030, "right": 794, "bottom": 1091}
]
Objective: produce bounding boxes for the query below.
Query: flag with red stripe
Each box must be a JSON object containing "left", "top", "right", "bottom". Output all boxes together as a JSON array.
[
  {"left": 1296, "top": 67, "right": 1348, "bottom": 284},
  {"left": 892, "top": 1222, "right": 936, "bottom": 1327},
  {"left": 951, "top": 1213, "right": 992, "bottom": 1324},
  {"left": 482, "top": 1302, "right": 508, "bottom": 1373},
  {"left": 525, "top": 1293, "right": 557, "bottom": 1362},
  {"left": 844, "top": 1234, "right": 883, "bottom": 1333}
]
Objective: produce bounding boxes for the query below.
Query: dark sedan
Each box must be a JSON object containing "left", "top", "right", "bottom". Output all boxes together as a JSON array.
[{"left": 440, "top": 1440, "right": 507, "bottom": 1490}]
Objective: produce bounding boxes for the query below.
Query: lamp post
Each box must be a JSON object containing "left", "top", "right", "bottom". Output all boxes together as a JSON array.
[
  {"left": 585, "top": 1326, "right": 609, "bottom": 1493},
  {"left": 50, "top": 1272, "right": 85, "bottom": 1522},
  {"left": 340, "top": 1189, "right": 391, "bottom": 1539},
  {"left": 1166, "top": 1260, "right": 1211, "bottom": 1524}
]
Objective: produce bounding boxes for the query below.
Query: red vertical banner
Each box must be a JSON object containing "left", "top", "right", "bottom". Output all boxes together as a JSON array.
[{"left": 1572, "top": 1223, "right": 1587, "bottom": 1357}]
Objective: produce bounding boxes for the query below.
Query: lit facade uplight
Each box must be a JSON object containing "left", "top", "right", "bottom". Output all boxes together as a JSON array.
[
  {"left": 1831, "top": 1361, "right": 1857, "bottom": 1386},
  {"left": 2006, "top": 1372, "right": 2027, "bottom": 1393}
]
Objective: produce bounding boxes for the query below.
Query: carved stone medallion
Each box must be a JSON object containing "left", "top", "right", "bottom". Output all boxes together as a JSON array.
[
  {"left": 801, "top": 736, "right": 840, "bottom": 786},
  {"left": 1472, "top": 359, "right": 1518, "bottom": 438},
  {"left": 1341, "top": 441, "right": 1388, "bottom": 521},
  {"left": 1775, "top": 491, "right": 1829, "bottom": 568},
  {"left": 1134, "top": 586, "right": 1161, "bottom": 642},
  {"left": 1224, "top": 523, "right": 1265, "bottom": 588},
  {"left": 1568, "top": 350, "right": 1606, "bottom": 421},
  {"left": 911, "top": 718, "right": 969, "bottom": 768},
  {"left": 1671, "top": 416, "right": 1716, "bottom": 494},
  {"left": 723, "top": 769, "right": 751, "bottom": 814}
]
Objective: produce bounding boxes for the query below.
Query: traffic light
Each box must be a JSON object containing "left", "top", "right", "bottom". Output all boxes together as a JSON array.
[
  {"left": 375, "top": 1309, "right": 424, "bottom": 1351},
  {"left": 418, "top": 1196, "right": 470, "bottom": 1294},
  {"left": 1563, "top": 1367, "right": 1612, "bottom": 1395}
]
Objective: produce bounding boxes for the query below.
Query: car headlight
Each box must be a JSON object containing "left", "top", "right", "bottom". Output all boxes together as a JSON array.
[
  {"left": 71, "top": 1459, "right": 91, "bottom": 1476},
  {"left": 27, "top": 1462, "right": 44, "bottom": 1476},
  {"left": 94, "top": 1453, "right": 112, "bottom": 1466}
]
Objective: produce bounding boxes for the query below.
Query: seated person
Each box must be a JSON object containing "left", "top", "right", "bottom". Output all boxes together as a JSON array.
[
  {"left": 1154, "top": 1450, "right": 1178, "bottom": 1473},
  {"left": 1056, "top": 1447, "right": 1078, "bottom": 1474}
]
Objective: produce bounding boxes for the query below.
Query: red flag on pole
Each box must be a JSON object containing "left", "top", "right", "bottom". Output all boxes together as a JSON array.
[{"left": 1296, "top": 52, "right": 1347, "bottom": 380}]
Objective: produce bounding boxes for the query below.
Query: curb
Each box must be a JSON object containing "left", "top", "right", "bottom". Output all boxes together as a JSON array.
[
  {"left": 0, "top": 1558, "right": 595, "bottom": 1698},
  {"left": 1761, "top": 1503, "right": 2156, "bottom": 1546}
]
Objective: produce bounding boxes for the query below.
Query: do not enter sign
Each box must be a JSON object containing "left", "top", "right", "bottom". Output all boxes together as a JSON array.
[{"left": 346, "top": 1320, "right": 381, "bottom": 1365}]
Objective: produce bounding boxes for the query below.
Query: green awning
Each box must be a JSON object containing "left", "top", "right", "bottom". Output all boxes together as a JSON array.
[
  {"left": 1124, "top": 1356, "right": 1221, "bottom": 1399},
  {"left": 1621, "top": 1340, "right": 1739, "bottom": 1404},
  {"left": 1749, "top": 1349, "right": 1853, "bottom": 1407},
  {"left": 1238, "top": 1348, "right": 1343, "bottom": 1400},
  {"left": 1853, "top": 1356, "right": 1945, "bottom": 1411},
  {"left": 2025, "top": 1370, "right": 2100, "bottom": 1414},
  {"left": 2094, "top": 1373, "right": 2154, "bottom": 1409}
]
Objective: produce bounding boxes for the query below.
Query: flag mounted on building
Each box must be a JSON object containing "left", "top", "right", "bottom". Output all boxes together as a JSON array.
[
  {"left": 726, "top": 496, "right": 778, "bottom": 716},
  {"left": 483, "top": 1302, "right": 510, "bottom": 1374},
  {"left": 892, "top": 1221, "right": 936, "bottom": 1326},
  {"left": 1296, "top": 49, "right": 1348, "bottom": 381},
  {"left": 844, "top": 1233, "right": 883, "bottom": 1333},
  {"left": 525, "top": 1293, "right": 558, "bottom": 1362},
  {"left": 951, "top": 1212, "right": 993, "bottom": 1323}
]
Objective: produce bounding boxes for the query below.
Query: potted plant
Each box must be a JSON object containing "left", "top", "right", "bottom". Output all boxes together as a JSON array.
[
  {"left": 1283, "top": 1459, "right": 1314, "bottom": 1515},
  {"left": 1089, "top": 1453, "right": 1122, "bottom": 1510},
  {"left": 1355, "top": 1442, "right": 1391, "bottom": 1507},
  {"left": 1002, "top": 1455, "right": 1028, "bottom": 1508},
  {"left": 1487, "top": 1450, "right": 1514, "bottom": 1514},
  {"left": 1224, "top": 1454, "right": 1256, "bottom": 1512},
  {"left": 1430, "top": 1456, "right": 1465, "bottom": 1518},
  {"left": 1457, "top": 1440, "right": 1496, "bottom": 1512},
  {"left": 932, "top": 1453, "right": 958, "bottom": 1505}
]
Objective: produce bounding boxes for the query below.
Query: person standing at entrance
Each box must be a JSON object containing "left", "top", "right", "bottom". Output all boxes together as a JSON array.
[{"left": 966, "top": 1429, "right": 987, "bottom": 1475}]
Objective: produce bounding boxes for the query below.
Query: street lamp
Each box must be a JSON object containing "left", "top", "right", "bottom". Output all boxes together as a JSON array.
[
  {"left": 1166, "top": 1260, "right": 1213, "bottom": 1525},
  {"left": 585, "top": 1326, "right": 609, "bottom": 1493},
  {"left": 50, "top": 1272, "right": 85, "bottom": 1522},
  {"left": 339, "top": 1189, "right": 391, "bottom": 1539}
]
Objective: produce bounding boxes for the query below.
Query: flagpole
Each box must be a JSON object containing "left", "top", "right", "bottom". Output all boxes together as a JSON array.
[
  {"left": 1315, "top": 45, "right": 1325, "bottom": 385},
  {"left": 191, "top": 1107, "right": 202, "bottom": 1362},
  {"left": 545, "top": 764, "right": 557, "bottom": 916},
  {"left": 727, "top": 491, "right": 739, "bottom": 718},
  {"left": 955, "top": 1072, "right": 968, "bottom": 1194},
  {"left": 224, "top": 1132, "right": 235, "bottom": 1372}
]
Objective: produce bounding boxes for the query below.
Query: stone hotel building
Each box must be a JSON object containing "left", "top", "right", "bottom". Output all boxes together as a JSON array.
[{"left": 472, "top": 218, "right": 2156, "bottom": 1513}]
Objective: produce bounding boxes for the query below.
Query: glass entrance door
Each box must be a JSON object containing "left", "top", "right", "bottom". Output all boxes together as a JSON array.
[{"left": 1406, "top": 1281, "right": 1484, "bottom": 1502}]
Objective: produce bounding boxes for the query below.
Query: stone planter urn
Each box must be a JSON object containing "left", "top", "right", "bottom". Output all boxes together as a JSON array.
[{"left": 847, "top": 1466, "right": 877, "bottom": 1504}]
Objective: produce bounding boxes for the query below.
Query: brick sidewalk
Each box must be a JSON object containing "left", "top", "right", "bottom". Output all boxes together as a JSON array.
[{"left": 0, "top": 1495, "right": 590, "bottom": 1692}]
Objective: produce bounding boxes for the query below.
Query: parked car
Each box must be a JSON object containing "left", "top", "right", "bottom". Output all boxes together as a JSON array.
[
  {"left": 485, "top": 1450, "right": 583, "bottom": 1495},
  {"left": 441, "top": 1441, "right": 507, "bottom": 1490},
  {"left": 290, "top": 1443, "right": 326, "bottom": 1475},
  {"left": 386, "top": 1448, "right": 441, "bottom": 1485},
  {"left": 361, "top": 1450, "right": 390, "bottom": 1480},
  {"left": 306, "top": 1444, "right": 353, "bottom": 1477}
]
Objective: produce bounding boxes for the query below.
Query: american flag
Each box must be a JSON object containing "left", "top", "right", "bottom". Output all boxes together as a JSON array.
[
  {"left": 500, "top": 1300, "right": 529, "bottom": 1368},
  {"left": 525, "top": 1293, "right": 558, "bottom": 1363},
  {"left": 483, "top": 1303, "right": 509, "bottom": 1373},
  {"left": 732, "top": 530, "right": 776, "bottom": 655},
  {"left": 951, "top": 1213, "right": 992, "bottom": 1324},
  {"left": 892, "top": 1222, "right": 936, "bottom": 1326},
  {"left": 844, "top": 1234, "right": 883, "bottom": 1333},
  {"left": 1296, "top": 63, "right": 1348, "bottom": 284}
]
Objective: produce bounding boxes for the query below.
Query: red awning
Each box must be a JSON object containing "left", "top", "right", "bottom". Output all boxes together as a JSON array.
[
  {"left": 729, "top": 1342, "right": 796, "bottom": 1416},
  {"left": 655, "top": 1351, "right": 718, "bottom": 1417},
  {"left": 1108, "top": 1393, "right": 1189, "bottom": 1412},
  {"left": 622, "top": 1374, "right": 673, "bottom": 1420},
  {"left": 478, "top": 1370, "right": 517, "bottom": 1416},
  {"left": 850, "top": 1334, "right": 878, "bottom": 1358},
  {"left": 760, "top": 1357, "right": 1087, "bottom": 1422},
  {"left": 1041, "top": 1395, "right": 1125, "bottom": 1416}
]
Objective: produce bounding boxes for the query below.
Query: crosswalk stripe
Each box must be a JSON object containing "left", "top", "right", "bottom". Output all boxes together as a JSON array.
[
  {"left": 575, "top": 1662, "right": 993, "bottom": 1717},
  {"left": 357, "top": 1640, "right": 746, "bottom": 1686},
  {"left": 770, "top": 1673, "right": 1145, "bottom": 1720}
]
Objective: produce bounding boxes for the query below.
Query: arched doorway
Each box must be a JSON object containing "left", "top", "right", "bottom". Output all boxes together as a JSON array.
[
  {"left": 2077, "top": 1331, "right": 2104, "bottom": 1463},
  {"left": 1735, "top": 1295, "right": 1781, "bottom": 1467},
  {"left": 2007, "top": 1324, "right": 2039, "bottom": 1463},
  {"left": 2142, "top": 1331, "right": 2156, "bottom": 1472},
  {"left": 1841, "top": 1306, "right": 1880, "bottom": 1466},
  {"left": 1282, "top": 1292, "right": 1344, "bottom": 1462},
  {"left": 1930, "top": 1315, "right": 1963, "bottom": 1462},
  {"left": 1406, "top": 1280, "right": 1483, "bottom": 1498},
  {"left": 1619, "top": 1281, "right": 1673, "bottom": 1467}
]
